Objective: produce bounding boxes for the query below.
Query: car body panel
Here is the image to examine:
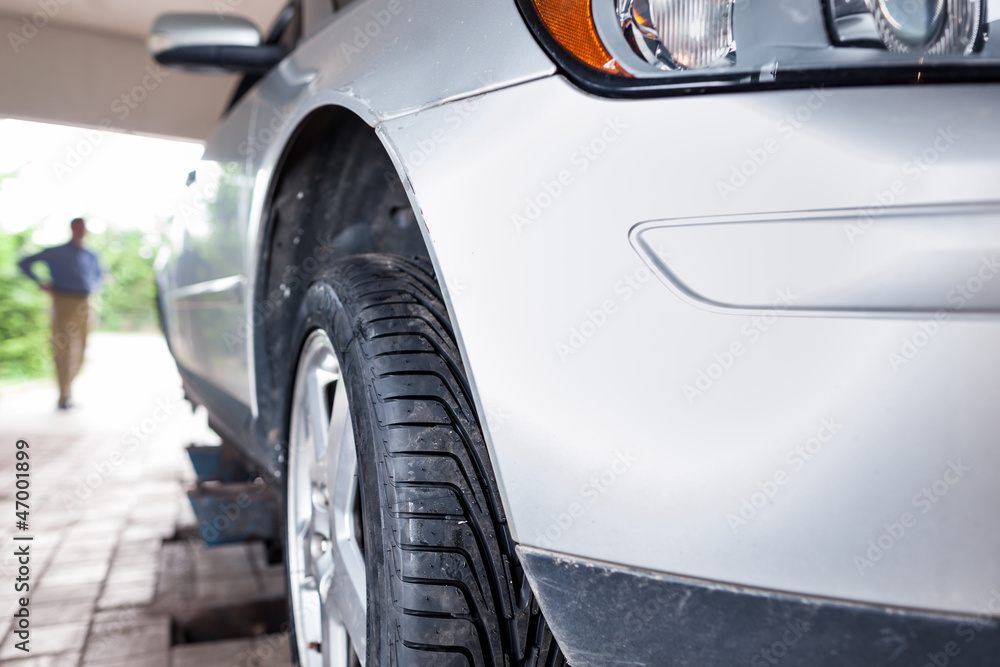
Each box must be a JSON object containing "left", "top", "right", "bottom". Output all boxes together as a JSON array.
[
  {"left": 161, "top": 99, "right": 255, "bottom": 404},
  {"left": 238, "top": 0, "right": 556, "bottom": 417},
  {"left": 158, "top": 0, "right": 555, "bottom": 416},
  {"left": 632, "top": 204, "right": 1000, "bottom": 313},
  {"left": 378, "top": 76, "right": 1000, "bottom": 617}
]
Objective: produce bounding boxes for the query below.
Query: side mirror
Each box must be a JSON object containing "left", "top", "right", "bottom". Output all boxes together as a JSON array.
[{"left": 149, "top": 14, "right": 285, "bottom": 74}]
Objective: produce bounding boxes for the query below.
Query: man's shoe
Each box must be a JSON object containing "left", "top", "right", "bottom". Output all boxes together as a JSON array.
[{"left": 57, "top": 399, "right": 73, "bottom": 410}]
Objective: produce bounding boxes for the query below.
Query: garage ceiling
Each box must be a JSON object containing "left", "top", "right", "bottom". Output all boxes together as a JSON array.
[
  {"left": 0, "top": 0, "right": 287, "bottom": 139},
  {"left": 0, "top": 0, "right": 285, "bottom": 39}
]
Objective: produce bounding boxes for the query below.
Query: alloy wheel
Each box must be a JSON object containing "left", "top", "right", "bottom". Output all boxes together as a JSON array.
[{"left": 287, "top": 329, "right": 368, "bottom": 667}]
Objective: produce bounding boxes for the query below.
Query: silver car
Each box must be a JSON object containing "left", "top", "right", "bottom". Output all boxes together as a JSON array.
[{"left": 151, "top": 0, "right": 1000, "bottom": 664}]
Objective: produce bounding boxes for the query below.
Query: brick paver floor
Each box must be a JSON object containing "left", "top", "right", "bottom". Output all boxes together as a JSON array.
[{"left": 0, "top": 333, "right": 291, "bottom": 667}]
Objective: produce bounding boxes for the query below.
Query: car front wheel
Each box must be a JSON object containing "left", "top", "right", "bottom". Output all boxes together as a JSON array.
[{"left": 283, "top": 254, "right": 565, "bottom": 666}]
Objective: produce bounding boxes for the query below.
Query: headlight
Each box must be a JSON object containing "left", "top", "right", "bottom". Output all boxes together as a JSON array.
[
  {"left": 831, "top": 0, "right": 982, "bottom": 54},
  {"left": 874, "top": 0, "right": 949, "bottom": 51},
  {"left": 516, "top": 0, "right": 997, "bottom": 94},
  {"left": 623, "top": 0, "right": 736, "bottom": 70}
]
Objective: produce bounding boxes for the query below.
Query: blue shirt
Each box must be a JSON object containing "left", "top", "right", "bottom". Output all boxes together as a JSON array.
[{"left": 19, "top": 242, "right": 102, "bottom": 295}]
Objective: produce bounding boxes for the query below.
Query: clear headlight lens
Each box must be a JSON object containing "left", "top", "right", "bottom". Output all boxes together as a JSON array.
[
  {"left": 832, "top": 0, "right": 983, "bottom": 54},
  {"left": 622, "top": 0, "right": 736, "bottom": 70},
  {"left": 875, "top": 0, "right": 947, "bottom": 50},
  {"left": 518, "top": 0, "right": 996, "bottom": 92}
]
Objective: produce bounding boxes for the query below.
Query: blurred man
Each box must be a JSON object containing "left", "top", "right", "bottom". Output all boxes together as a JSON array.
[{"left": 18, "top": 218, "right": 103, "bottom": 410}]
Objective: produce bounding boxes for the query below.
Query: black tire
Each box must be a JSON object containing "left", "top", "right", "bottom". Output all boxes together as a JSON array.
[{"left": 289, "top": 254, "right": 566, "bottom": 666}]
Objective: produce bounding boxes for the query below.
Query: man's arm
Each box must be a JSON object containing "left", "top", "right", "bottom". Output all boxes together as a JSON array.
[
  {"left": 17, "top": 249, "right": 50, "bottom": 288},
  {"left": 84, "top": 251, "right": 102, "bottom": 293}
]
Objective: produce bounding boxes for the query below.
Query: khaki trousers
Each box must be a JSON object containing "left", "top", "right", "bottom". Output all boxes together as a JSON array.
[{"left": 51, "top": 292, "right": 91, "bottom": 403}]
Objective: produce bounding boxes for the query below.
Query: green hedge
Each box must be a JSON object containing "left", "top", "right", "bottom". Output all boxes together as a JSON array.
[
  {"left": 0, "top": 227, "right": 161, "bottom": 380},
  {"left": 0, "top": 229, "right": 52, "bottom": 380},
  {"left": 89, "top": 230, "right": 161, "bottom": 333}
]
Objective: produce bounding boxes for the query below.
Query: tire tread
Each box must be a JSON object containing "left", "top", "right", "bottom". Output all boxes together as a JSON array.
[{"left": 312, "top": 254, "right": 565, "bottom": 666}]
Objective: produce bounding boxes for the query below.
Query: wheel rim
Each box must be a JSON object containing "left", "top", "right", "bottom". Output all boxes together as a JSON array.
[{"left": 288, "top": 329, "right": 368, "bottom": 667}]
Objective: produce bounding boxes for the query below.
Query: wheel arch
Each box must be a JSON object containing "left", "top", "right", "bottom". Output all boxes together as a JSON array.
[{"left": 250, "top": 103, "right": 447, "bottom": 474}]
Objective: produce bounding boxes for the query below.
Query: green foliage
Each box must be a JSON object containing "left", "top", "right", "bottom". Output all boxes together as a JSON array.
[
  {"left": 0, "top": 229, "right": 52, "bottom": 380},
  {"left": 89, "top": 230, "right": 161, "bottom": 332},
  {"left": 0, "top": 225, "right": 162, "bottom": 379}
]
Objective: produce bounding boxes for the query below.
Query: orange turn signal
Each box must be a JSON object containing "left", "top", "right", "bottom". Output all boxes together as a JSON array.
[{"left": 529, "top": 0, "right": 628, "bottom": 76}]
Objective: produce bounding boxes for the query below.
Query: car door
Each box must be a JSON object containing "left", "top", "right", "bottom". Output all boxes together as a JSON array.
[{"left": 163, "top": 3, "right": 303, "bottom": 410}]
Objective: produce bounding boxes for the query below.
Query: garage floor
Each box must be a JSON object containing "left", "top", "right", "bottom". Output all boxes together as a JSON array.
[{"left": 0, "top": 333, "right": 292, "bottom": 667}]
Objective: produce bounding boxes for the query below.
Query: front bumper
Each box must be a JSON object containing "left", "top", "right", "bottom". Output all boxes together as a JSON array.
[
  {"left": 520, "top": 546, "right": 1000, "bottom": 666},
  {"left": 381, "top": 75, "right": 1000, "bottom": 620}
]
